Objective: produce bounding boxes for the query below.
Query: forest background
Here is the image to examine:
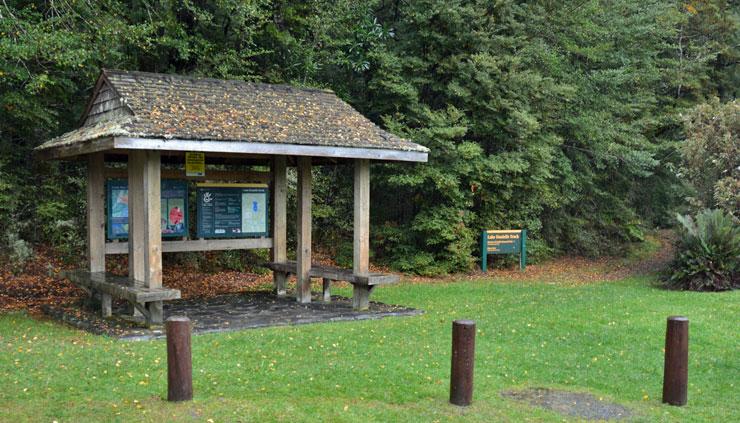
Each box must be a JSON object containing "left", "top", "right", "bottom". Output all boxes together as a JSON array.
[{"left": 0, "top": 0, "right": 737, "bottom": 275}]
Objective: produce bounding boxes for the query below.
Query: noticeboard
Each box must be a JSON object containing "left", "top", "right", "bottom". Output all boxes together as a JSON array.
[
  {"left": 481, "top": 229, "right": 527, "bottom": 272},
  {"left": 196, "top": 183, "right": 269, "bottom": 238},
  {"left": 107, "top": 179, "right": 189, "bottom": 240}
]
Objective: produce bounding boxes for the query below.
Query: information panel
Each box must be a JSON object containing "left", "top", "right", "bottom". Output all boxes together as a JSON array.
[
  {"left": 196, "top": 183, "right": 269, "bottom": 238},
  {"left": 106, "top": 179, "right": 189, "bottom": 240}
]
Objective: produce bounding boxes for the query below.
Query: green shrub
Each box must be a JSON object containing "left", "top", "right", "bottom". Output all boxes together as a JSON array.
[
  {"left": 666, "top": 209, "right": 739, "bottom": 291},
  {"left": 2, "top": 231, "right": 33, "bottom": 273}
]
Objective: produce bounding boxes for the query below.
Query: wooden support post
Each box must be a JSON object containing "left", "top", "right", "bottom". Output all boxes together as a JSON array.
[
  {"left": 166, "top": 316, "right": 193, "bottom": 402},
  {"left": 663, "top": 316, "right": 689, "bottom": 406},
  {"left": 87, "top": 152, "right": 109, "bottom": 317},
  {"left": 353, "top": 159, "right": 371, "bottom": 310},
  {"left": 87, "top": 152, "right": 106, "bottom": 273},
  {"left": 128, "top": 151, "right": 144, "bottom": 284},
  {"left": 128, "top": 150, "right": 163, "bottom": 324},
  {"left": 322, "top": 278, "right": 331, "bottom": 302},
  {"left": 272, "top": 156, "right": 288, "bottom": 296},
  {"left": 450, "top": 320, "right": 476, "bottom": 406},
  {"left": 296, "top": 157, "right": 312, "bottom": 303}
]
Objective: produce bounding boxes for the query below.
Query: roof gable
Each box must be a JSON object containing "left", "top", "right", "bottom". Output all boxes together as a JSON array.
[{"left": 82, "top": 78, "right": 132, "bottom": 126}]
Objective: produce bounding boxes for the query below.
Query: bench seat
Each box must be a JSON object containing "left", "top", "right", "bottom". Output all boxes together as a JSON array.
[
  {"left": 63, "top": 270, "right": 181, "bottom": 325},
  {"left": 266, "top": 261, "right": 399, "bottom": 309}
]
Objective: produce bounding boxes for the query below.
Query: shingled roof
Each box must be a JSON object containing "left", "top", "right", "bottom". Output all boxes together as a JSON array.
[{"left": 36, "top": 69, "right": 428, "bottom": 162}]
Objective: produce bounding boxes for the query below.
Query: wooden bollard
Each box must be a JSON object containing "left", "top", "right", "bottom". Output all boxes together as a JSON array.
[
  {"left": 166, "top": 316, "right": 193, "bottom": 402},
  {"left": 662, "top": 316, "right": 688, "bottom": 406},
  {"left": 450, "top": 320, "right": 476, "bottom": 406}
]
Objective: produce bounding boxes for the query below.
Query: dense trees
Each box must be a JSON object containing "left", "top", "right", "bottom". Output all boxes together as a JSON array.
[
  {"left": 680, "top": 99, "right": 738, "bottom": 215},
  {"left": 0, "top": 1, "right": 737, "bottom": 273}
]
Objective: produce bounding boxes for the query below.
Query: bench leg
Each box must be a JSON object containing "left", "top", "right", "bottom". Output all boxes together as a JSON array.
[
  {"left": 352, "top": 285, "right": 375, "bottom": 311},
  {"left": 131, "top": 303, "right": 143, "bottom": 318},
  {"left": 274, "top": 272, "right": 287, "bottom": 297},
  {"left": 101, "top": 293, "right": 112, "bottom": 318},
  {"left": 147, "top": 301, "right": 163, "bottom": 325},
  {"left": 322, "top": 278, "right": 331, "bottom": 302}
]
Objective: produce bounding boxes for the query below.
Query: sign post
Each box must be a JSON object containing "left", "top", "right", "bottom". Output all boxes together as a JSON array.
[{"left": 481, "top": 229, "right": 526, "bottom": 272}]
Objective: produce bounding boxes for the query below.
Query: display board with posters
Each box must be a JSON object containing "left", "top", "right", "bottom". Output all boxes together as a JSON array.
[
  {"left": 106, "top": 179, "right": 189, "bottom": 240},
  {"left": 196, "top": 183, "right": 269, "bottom": 238}
]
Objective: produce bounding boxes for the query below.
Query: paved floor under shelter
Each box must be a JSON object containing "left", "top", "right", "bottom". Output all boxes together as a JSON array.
[{"left": 43, "top": 291, "right": 422, "bottom": 340}]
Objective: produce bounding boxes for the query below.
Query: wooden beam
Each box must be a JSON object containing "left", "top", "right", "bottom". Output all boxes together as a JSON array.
[
  {"left": 105, "top": 238, "right": 273, "bottom": 254},
  {"left": 296, "top": 156, "right": 312, "bottom": 303},
  {"left": 128, "top": 150, "right": 162, "bottom": 289},
  {"left": 353, "top": 159, "right": 371, "bottom": 310},
  {"left": 35, "top": 137, "right": 115, "bottom": 160},
  {"left": 114, "top": 137, "right": 429, "bottom": 163},
  {"left": 104, "top": 167, "right": 270, "bottom": 183},
  {"left": 86, "top": 153, "right": 106, "bottom": 273}
]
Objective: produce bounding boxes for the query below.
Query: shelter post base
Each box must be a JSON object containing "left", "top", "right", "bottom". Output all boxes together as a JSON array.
[{"left": 274, "top": 272, "right": 287, "bottom": 297}]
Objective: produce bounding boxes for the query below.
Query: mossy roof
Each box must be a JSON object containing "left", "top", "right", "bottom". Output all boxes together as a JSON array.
[{"left": 36, "top": 69, "right": 428, "bottom": 158}]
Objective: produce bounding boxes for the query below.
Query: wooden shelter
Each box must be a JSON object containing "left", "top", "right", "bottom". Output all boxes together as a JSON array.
[{"left": 36, "top": 70, "right": 428, "bottom": 325}]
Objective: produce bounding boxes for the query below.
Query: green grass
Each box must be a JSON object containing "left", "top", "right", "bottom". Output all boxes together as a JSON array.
[{"left": 1, "top": 277, "right": 738, "bottom": 422}]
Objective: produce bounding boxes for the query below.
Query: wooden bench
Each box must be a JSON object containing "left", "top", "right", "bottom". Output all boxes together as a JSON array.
[
  {"left": 266, "top": 261, "right": 399, "bottom": 310},
  {"left": 64, "top": 270, "right": 181, "bottom": 326}
]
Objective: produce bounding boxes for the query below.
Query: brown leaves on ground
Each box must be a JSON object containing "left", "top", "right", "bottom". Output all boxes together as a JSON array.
[
  {"left": 163, "top": 269, "right": 271, "bottom": 299},
  {"left": 0, "top": 248, "right": 274, "bottom": 313},
  {"left": 0, "top": 231, "right": 675, "bottom": 313},
  {"left": 0, "top": 246, "right": 86, "bottom": 312}
]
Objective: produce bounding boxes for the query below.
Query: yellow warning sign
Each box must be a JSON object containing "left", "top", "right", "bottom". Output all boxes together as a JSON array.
[{"left": 185, "top": 152, "right": 205, "bottom": 177}]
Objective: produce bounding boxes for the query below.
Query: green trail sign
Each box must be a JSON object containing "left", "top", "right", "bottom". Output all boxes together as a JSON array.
[
  {"left": 481, "top": 229, "right": 527, "bottom": 272},
  {"left": 196, "top": 183, "right": 269, "bottom": 238}
]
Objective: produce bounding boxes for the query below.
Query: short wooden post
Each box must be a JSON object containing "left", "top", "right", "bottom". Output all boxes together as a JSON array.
[
  {"left": 450, "top": 320, "right": 475, "bottom": 406},
  {"left": 166, "top": 316, "right": 193, "bottom": 402},
  {"left": 101, "top": 294, "right": 112, "bottom": 318},
  {"left": 322, "top": 278, "right": 331, "bottom": 302},
  {"left": 296, "top": 156, "right": 312, "bottom": 303},
  {"left": 353, "top": 159, "right": 371, "bottom": 310},
  {"left": 128, "top": 150, "right": 163, "bottom": 324},
  {"left": 272, "top": 156, "right": 288, "bottom": 296},
  {"left": 663, "top": 316, "right": 688, "bottom": 406}
]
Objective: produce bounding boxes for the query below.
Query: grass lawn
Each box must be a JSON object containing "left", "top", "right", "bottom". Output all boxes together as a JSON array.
[{"left": 0, "top": 276, "right": 737, "bottom": 422}]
